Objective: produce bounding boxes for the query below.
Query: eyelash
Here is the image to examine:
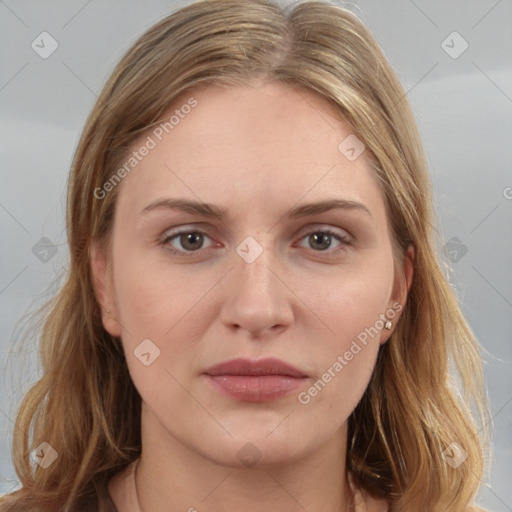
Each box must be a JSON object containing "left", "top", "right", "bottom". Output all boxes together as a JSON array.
[{"left": 160, "top": 227, "right": 353, "bottom": 258}]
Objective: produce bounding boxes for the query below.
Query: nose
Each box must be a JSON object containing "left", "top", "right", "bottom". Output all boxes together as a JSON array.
[{"left": 219, "top": 240, "right": 294, "bottom": 337}]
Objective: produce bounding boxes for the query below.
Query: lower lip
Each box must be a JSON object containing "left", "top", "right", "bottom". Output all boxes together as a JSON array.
[{"left": 205, "top": 374, "right": 308, "bottom": 402}]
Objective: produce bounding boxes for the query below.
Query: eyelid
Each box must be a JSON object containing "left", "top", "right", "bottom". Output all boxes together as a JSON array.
[
  {"left": 162, "top": 223, "right": 352, "bottom": 240},
  {"left": 296, "top": 223, "right": 352, "bottom": 241}
]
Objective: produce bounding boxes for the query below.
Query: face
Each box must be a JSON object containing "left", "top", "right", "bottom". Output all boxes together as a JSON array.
[{"left": 91, "top": 81, "right": 412, "bottom": 468}]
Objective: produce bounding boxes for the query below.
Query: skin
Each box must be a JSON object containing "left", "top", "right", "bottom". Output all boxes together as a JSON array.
[{"left": 91, "top": 80, "right": 413, "bottom": 512}]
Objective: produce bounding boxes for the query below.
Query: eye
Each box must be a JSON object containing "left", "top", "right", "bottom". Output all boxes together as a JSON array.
[
  {"left": 296, "top": 227, "right": 352, "bottom": 254},
  {"left": 160, "top": 226, "right": 353, "bottom": 258},
  {"left": 161, "top": 229, "right": 215, "bottom": 257}
]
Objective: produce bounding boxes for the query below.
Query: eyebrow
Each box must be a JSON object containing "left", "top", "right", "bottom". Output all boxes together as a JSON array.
[{"left": 140, "top": 198, "right": 371, "bottom": 220}]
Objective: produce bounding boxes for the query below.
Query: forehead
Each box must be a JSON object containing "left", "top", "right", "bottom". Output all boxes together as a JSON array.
[{"left": 114, "top": 81, "right": 386, "bottom": 224}]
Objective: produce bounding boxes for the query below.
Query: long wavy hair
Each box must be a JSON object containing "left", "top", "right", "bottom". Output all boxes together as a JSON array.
[{"left": 1, "top": 1, "right": 491, "bottom": 510}]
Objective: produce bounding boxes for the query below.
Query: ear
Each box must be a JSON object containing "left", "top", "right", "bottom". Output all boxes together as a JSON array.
[
  {"left": 380, "top": 244, "right": 414, "bottom": 344},
  {"left": 395, "top": 243, "right": 414, "bottom": 305},
  {"left": 90, "top": 238, "right": 122, "bottom": 338}
]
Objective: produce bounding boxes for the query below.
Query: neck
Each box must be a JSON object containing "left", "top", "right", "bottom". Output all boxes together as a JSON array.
[{"left": 111, "top": 403, "right": 356, "bottom": 512}]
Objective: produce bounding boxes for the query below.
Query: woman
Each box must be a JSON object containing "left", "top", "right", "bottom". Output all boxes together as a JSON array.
[{"left": 0, "top": 0, "right": 491, "bottom": 510}]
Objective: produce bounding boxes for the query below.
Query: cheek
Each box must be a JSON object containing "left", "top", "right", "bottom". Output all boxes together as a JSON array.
[
  {"left": 110, "top": 253, "right": 211, "bottom": 404},
  {"left": 294, "top": 256, "right": 393, "bottom": 407},
  {"left": 300, "top": 257, "right": 393, "bottom": 343},
  {"left": 111, "top": 246, "right": 220, "bottom": 359}
]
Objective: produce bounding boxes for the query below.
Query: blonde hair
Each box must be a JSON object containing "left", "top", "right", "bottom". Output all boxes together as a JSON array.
[{"left": 1, "top": 1, "right": 491, "bottom": 510}]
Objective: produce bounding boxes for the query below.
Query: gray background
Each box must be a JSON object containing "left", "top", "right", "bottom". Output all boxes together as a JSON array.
[{"left": 1, "top": 0, "right": 511, "bottom": 509}]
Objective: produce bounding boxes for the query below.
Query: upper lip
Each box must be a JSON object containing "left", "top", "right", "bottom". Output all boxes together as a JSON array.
[{"left": 203, "top": 357, "right": 308, "bottom": 378}]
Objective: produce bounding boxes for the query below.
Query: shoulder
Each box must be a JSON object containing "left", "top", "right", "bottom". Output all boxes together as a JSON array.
[
  {"left": 0, "top": 489, "right": 117, "bottom": 512},
  {"left": 362, "top": 498, "right": 489, "bottom": 512},
  {"left": 363, "top": 499, "right": 490, "bottom": 512},
  {"left": 0, "top": 494, "right": 30, "bottom": 512},
  {"left": 345, "top": 475, "right": 491, "bottom": 512}
]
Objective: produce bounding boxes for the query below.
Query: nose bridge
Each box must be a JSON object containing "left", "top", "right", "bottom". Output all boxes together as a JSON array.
[
  {"left": 220, "top": 234, "right": 293, "bottom": 334},
  {"left": 235, "top": 234, "right": 280, "bottom": 301}
]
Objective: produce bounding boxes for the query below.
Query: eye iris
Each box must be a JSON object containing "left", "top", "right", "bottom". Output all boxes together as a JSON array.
[
  {"left": 181, "top": 232, "right": 203, "bottom": 251},
  {"left": 310, "top": 232, "right": 331, "bottom": 251}
]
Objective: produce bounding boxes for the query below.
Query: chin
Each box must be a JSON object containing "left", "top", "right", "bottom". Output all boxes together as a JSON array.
[{"left": 199, "top": 431, "right": 312, "bottom": 470}]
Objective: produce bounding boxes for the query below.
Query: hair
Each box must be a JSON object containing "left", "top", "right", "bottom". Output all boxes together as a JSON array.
[{"left": 1, "top": 1, "right": 491, "bottom": 511}]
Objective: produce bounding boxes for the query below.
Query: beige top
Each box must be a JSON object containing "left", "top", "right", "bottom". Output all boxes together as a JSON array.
[
  {"left": 0, "top": 473, "right": 488, "bottom": 511},
  {"left": 101, "top": 459, "right": 390, "bottom": 511}
]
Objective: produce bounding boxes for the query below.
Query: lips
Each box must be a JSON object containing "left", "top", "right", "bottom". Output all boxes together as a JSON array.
[
  {"left": 203, "top": 357, "right": 309, "bottom": 402},
  {"left": 204, "top": 357, "right": 308, "bottom": 378}
]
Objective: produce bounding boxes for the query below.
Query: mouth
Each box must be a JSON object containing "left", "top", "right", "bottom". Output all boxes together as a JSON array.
[{"left": 203, "top": 357, "right": 309, "bottom": 402}]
